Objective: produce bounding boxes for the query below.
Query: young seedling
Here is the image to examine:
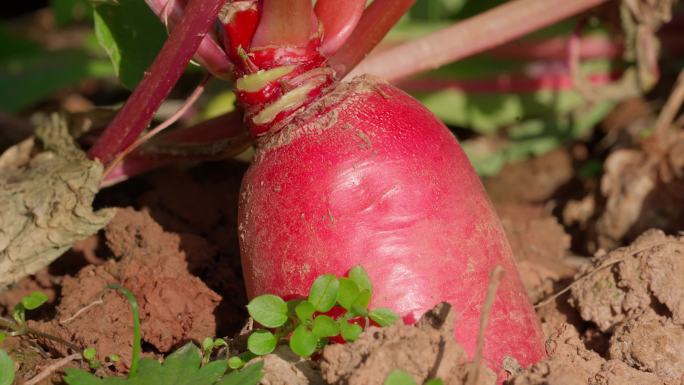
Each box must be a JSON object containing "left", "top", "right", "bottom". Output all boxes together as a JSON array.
[
  {"left": 202, "top": 337, "right": 228, "bottom": 365},
  {"left": 64, "top": 286, "right": 264, "bottom": 385},
  {"left": 12, "top": 291, "right": 48, "bottom": 325},
  {"left": 82, "top": 347, "right": 100, "bottom": 369},
  {"left": 241, "top": 265, "right": 399, "bottom": 359},
  {"left": 384, "top": 369, "right": 444, "bottom": 385}
]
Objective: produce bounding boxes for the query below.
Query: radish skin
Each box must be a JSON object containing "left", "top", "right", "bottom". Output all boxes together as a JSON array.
[{"left": 238, "top": 76, "right": 545, "bottom": 379}]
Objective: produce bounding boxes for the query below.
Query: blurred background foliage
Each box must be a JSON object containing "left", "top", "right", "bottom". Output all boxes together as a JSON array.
[{"left": 0, "top": 0, "right": 681, "bottom": 174}]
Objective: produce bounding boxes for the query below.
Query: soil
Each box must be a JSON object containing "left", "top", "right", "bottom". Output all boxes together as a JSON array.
[{"left": 3, "top": 135, "right": 684, "bottom": 384}]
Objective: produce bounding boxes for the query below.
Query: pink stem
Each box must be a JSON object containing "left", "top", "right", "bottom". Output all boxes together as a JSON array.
[
  {"left": 315, "top": 0, "right": 366, "bottom": 56},
  {"left": 251, "top": 0, "right": 316, "bottom": 48},
  {"left": 101, "top": 110, "right": 251, "bottom": 187},
  {"left": 328, "top": 0, "right": 416, "bottom": 77},
  {"left": 489, "top": 35, "right": 622, "bottom": 60},
  {"left": 103, "top": 75, "right": 211, "bottom": 178},
  {"left": 348, "top": 0, "right": 609, "bottom": 82},
  {"left": 400, "top": 72, "right": 618, "bottom": 93},
  {"left": 145, "top": 0, "right": 233, "bottom": 79},
  {"left": 88, "top": 0, "right": 226, "bottom": 165}
]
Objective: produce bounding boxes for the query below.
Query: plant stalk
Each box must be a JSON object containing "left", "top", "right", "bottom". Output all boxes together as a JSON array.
[
  {"left": 88, "top": 0, "right": 226, "bottom": 165},
  {"left": 348, "top": 0, "right": 610, "bottom": 82},
  {"left": 328, "top": 0, "right": 416, "bottom": 77}
]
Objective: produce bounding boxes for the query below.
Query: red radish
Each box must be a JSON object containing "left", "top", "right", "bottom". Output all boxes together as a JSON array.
[
  {"left": 88, "top": 0, "right": 563, "bottom": 380},
  {"left": 222, "top": 0, "right": 545, "bottom": 379}
]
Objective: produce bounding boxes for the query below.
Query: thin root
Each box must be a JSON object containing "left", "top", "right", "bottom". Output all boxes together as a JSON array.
[
  {"left": 59, "top": 297, "right": 104, "bottom": 325},
  {"left": 103, "top": 74, "right": 211, "bottom": 179},
  {"left": 24, "top": 353, "right": 81, "bottom": 385}
]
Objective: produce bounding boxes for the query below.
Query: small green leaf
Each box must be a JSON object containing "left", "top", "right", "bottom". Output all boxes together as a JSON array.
[
  {"left": 369, "top": 308, "right": 400, "bottom": 327},
  {"left": 294, "top": 300, "right": 316, "bottom": 323},
  {"left": 227, "top": 356, "right": 244, "bottom": 369},
  {"left": 339, "top": 320, "right": 363, "bottom": 342},
  {"left": 308, "top": 274, "right": 339, "bottom": 312},
  {"left": 384, "top": 369, "right": 419, "bottom": 385},
  {"left": 289, "top": 325, "right": 318, "bottom": 357},
  {"left": 311, "top": 315, "right": 340, "bottom": 338},
  {"left": 83, "top": 347, "right": 97, "bottom": 361},
  {"left": 217, "top": 361, "right": 264, "bottom": 385},
  {"left": 348, "top": 265, "right": 373, "bottom": 294},
  {"left": 425, "top": 378, "right": 445, "bottom": 385},
  {"left": 351, "top": 289, "right": 371, "bottom": 316},
  {"left": 11, "top": 306, "right": 24, "bottom": 324},
  {"left": 92, "top": 0, "right": 167, "bottom": 89},
  {"left": 202, "top": 337, "right": 214, "bottom": 352},
  {"left": 337, "top": 278, "right": 360, "bottom": 310},
  {"left": 0, "top": 332, "right": 5, "bottom": 345},
  {"left": 247, "top": 295, "right": 288, "bottom": 328},
  {"left": 21, "top": 292, "right": 48, "bottom": 310},
  {"left": 0, "top": 349, "right": 15, "bottom": 385},
  {"left": 213, "top": 338, "right": 227, "bottom": 348},
  {"left": 65, "top": 342, "right": 227, "bottom": 385},
  {"left": 107, "top": 354, "right": 120, "bottom": 362},
  {"left": 247, "top": 330, "right": 277, "bottom": 356}
]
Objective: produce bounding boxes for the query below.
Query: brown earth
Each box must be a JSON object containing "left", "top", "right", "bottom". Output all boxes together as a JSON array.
[{"left": 2, "top": 135, "right": 684, "bottom": 385}]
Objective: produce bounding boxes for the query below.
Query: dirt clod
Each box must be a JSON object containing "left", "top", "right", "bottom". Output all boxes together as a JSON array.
[
  {"left": 608, "top": 312, "right": 684, "bottom": 380},
  {"left": 31, "top": 208, "right": 222, "bottom": 367},
  {"left": 257, "top": 346, "right": 325, "bottom": 385},
  {"left": 320, "top": 303, "right": 495, "bottom": 385},
  {"left": 594, "top": 134, "right": 684, "bottom": 250},
  {"left": 506, "top": 323, "right": 676, "bottom": 385},
  {"left": 570, "top": 229, "right": 684, "bottom": 332}
]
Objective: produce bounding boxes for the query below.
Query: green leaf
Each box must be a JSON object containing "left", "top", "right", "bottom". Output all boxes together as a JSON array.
[
  {"left": 0, "top": 333, "right": 5, "bottom": 345},
  {"left": 289, "top": 325, "right": 318, "bottom": 357},
  {"left": 369, "top": 308, "right": 400, "bottom": 327},
  {"left": 227, "top": 356, "right": 244, "bottom": 370},
  {"left": 217, "top": 361, "right": 264, "bottom": 385},
  {"left": 21, "top": 291, "right": 48, "bottom": 310},
  {"left": 0, "top": 49, "right": 113, "bottom": 113},
  {"left": 247, "top": 295, "right": 288, "bottom": 328},
  {"left": 339, "top": 320, "right": 363, "bottom": 342},
  {"left": 213, "top": 338, "right": 227, "bottom": 348},
  {"left": 0, "top": 350, "right": 14, "bottom": 385},
  {"left": 351, "top": 290, "right": 372, "bottom": 316},
  {"left": 202, "top": 337, "right": 214, "bottom": 352},
  {"left": 247, "top": 330, "right": 278, "bottom": 356},
  {"left": 425, "top": 379, "right": 445, "bottom": 385},
  {"left": 294, "top": 300, "right": 316, "bottom": 323},
  {"left": 83, "top": 347, "right": 97, "bottom": 361},
  {"left": 311, "top": 315, "right": 339, "bottom": 338},
  {"left": 384, "top": 369, "right": 419, "bottom": 385},
  {"left": 348, "top": 265, "right": 373, "bottom": 294},
  {"left": 92, "top": 0, "right": 166, "bottom": 89},
  {"left": 337, "top": 278, "right": 360, "bottom": 311},
  {"left": 308, "top": 274, "right": 339, "bottom": 312},
  {"left": 65, "top": 343, "right": 226, "bottom": 385}
]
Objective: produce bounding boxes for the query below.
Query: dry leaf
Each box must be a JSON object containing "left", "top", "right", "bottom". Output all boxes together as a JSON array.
[{"left": 0, "top": 114, "right": 115, "bottom": 289}]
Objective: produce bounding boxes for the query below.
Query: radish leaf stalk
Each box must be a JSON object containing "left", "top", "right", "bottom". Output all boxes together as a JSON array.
[
  {"left": 349, "top": 0, "right": 610, "bottom": 81},
  {"left": 88, "top": 0, "right": 225, "bottom": 165}
]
